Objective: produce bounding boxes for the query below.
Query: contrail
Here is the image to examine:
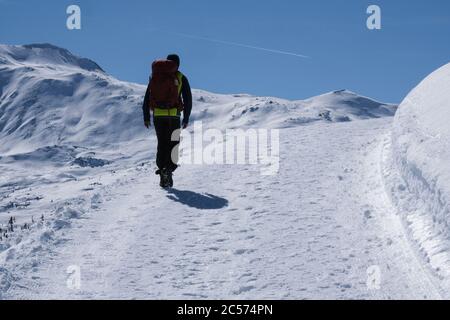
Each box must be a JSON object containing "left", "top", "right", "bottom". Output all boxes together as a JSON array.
[{"left": 169, "top": 31, "right": 310, "bottom": 59}]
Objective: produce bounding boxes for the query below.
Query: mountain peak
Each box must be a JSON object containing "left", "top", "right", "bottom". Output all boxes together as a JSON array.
[
  {"left": 332, "top": 89, "right": 353, "bottom": 94},
  {"left": 0, "top": 43, "right": 104, "bottom": 73},
  {"left": 23, "top": 43, "right": 69, "bottom": 51}
]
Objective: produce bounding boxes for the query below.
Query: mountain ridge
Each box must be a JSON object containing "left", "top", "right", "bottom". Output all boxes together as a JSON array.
[{"left": 0, "top": 43, "right": 397, "bottom": 155}]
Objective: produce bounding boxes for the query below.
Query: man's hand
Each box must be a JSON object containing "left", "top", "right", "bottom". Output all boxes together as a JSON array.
[{"left": 144, "top": 121, "right": 151, "bottom": 129}]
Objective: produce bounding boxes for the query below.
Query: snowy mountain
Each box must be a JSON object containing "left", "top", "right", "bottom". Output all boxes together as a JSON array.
[
  {"left": 2, "top": 44, "right": 450, "bottom": 300},
  {"left": 0, "top": 43, "right": 104, "bottom": 72},
  {"left": 0, "top": 44, "right": 145, "bottom": 155},
  {"left": 0, "top": 44, "right": 396, "bottom": 155}
]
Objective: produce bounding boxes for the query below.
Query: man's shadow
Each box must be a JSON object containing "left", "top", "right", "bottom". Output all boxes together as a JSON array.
[{"left": 166, "top": 189, "right": 228, "bottom": 210}]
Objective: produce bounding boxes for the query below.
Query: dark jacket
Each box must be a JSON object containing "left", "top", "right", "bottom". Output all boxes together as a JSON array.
[{"left": 142, "top": 73, "right": 192, "bottom": 125}]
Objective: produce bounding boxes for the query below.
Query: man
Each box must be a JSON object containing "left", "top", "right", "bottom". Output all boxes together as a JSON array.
[{"left": 142, "top": 54, "right": 192, "bottom": 188}]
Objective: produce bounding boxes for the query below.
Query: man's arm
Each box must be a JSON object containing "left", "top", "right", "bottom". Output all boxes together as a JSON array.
[
  {"left": 142, "top": 81, "right": 151, "bottom": 127},
  {"left": 181, "top": 75, "right": 192, "bottom": 127}
]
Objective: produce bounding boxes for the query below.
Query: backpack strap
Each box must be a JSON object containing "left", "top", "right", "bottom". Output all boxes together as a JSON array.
[
  {"left": 176, "top": 72, "right": 184, "bottom": 112},
  {"left": 176, "top": 71, "right": 183, "bottom": 96}
]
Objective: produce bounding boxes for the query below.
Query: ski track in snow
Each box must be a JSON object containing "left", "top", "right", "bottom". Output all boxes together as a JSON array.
[{"left": 0, "top": 118, "right": 443, "bottom": 299}]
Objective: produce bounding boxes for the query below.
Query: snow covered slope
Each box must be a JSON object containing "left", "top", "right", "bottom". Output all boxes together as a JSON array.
[
  {"left": 385, "top": 62, "right": 450, "bottom": 283},
  {"left": 0, "top": 44, "right": 146, "bottom": 155},
  {"left": 192, "top": 89, "right": 397, "bottom": 129},
  {"left": 0, "top": 44, "right": 396, "bottom": 156},
  {"left": 3, "top": 118, "right": 444, "bottom": 299}
]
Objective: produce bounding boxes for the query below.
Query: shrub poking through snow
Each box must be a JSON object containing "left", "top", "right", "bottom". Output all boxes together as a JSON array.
[{"left": 73, "top": 157, "right": 111, "bottom": 168}]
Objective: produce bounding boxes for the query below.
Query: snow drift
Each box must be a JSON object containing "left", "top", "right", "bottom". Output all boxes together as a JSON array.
[
  {"left": 0, "top": 43, "right": 396, "bottom": 156},
  {"left": 390, "top": 62, "right": 450, "bottom": 277}
]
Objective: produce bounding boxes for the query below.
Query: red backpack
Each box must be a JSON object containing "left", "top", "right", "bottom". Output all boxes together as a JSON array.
[{"left": 148, "top": 60, "right": 181, "bottom": 111}]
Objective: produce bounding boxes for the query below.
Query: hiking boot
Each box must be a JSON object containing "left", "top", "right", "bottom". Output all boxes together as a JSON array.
[
  {"left": 159, "top": 168, "right": 171, "bottom": 188},
  {"left": 167, "top": 170, "right": 174, "bottom": 188}
]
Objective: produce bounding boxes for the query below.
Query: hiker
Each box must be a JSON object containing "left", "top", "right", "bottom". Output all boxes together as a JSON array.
[{"left": 142, "top": 54, "right": 192, "bottom": 188}]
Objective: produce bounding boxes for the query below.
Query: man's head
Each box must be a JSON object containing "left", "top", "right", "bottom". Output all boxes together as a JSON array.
[{"left": 167, "top": 54, "right": 180, "bottom": 68}]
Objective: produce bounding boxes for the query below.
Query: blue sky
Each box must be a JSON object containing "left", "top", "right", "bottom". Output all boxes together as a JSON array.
[{"left": 0, "top": 0, "right": 449, "bottom": 103}]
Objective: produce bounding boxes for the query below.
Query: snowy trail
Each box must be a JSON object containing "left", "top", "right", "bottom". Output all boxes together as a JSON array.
[{"left": 1, "top": 118, "right": 442, "bottom": 299}]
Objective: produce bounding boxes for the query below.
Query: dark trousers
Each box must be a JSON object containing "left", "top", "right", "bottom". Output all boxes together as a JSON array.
[{"left": 154, "top": 116, "right": 181, "bottom": 172}]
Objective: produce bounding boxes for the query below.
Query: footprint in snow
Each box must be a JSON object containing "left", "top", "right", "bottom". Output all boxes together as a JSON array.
[
  {"left": 234, "top": 249, "right": 256, "bottom": 255},
  {"left": 233, "top": 285, "right": 256, "bottom": 295}
]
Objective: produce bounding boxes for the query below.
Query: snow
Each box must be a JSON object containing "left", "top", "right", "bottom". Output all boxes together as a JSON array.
[
  {"left": 0, "top": 43, "right": 448, "bottom": 299},
  {"left": 384, "top": 63, "right": 450, "bottom": 286},
  {"left": 192, "top": 89, "right": 396, "bottom": 130},
  {"left": 0, "top": 44, "right": 145, "bottom": 155}
]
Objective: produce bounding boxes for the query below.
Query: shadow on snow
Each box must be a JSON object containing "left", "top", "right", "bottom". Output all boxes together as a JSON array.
[{"left": 166, "top": 189, "right": 229, "bottom": 210}]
